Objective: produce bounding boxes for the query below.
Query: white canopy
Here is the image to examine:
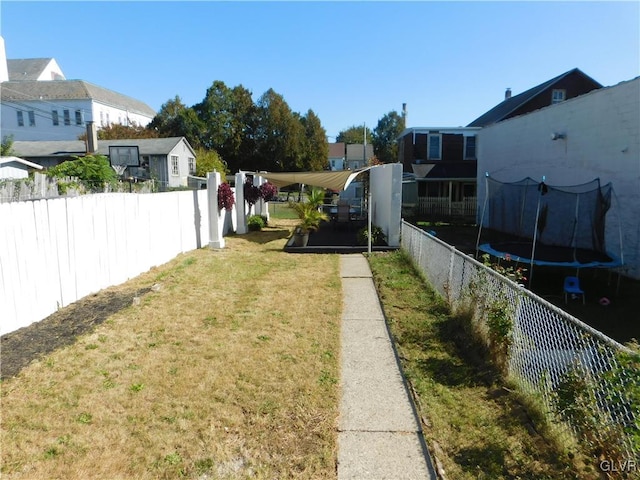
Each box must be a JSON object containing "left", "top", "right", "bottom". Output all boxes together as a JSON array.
[{"left": 252, "top": 167, "right": 372, "bottom": 192}]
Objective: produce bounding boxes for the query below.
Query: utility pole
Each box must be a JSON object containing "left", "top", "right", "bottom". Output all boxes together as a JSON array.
[{"left": 365, "top": 123, "right": 372, "bottom": 254}]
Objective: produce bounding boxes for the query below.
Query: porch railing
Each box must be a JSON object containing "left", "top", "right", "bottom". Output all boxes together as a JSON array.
[{"left": 416, "top": 196, "right": 477, "bottom": 218}]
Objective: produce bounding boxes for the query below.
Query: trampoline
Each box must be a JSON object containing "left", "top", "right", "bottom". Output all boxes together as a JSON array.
[
  {"left": 476, "top": 175, "right": 624, "bottom": 285},
  {"left": 478, "top": 241, "right": 622, "bottom": 269}
]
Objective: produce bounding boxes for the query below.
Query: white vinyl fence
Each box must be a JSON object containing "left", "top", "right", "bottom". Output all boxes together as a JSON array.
[
  {"left": 0, "top": 190, "right": 215, "bottom": 335},
  {"left": 416, "top": 196, "right": 477, "bottom": 218},
  {"left": 400, "top": 221, "right": 637, "bottom": 458}
]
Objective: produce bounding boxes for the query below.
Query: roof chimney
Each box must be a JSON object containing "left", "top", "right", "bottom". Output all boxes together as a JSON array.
[
  {"left": 402, "top": 102, "right": 407, "bottom": 125},
  {"left": 86, "top": 121, "right": 98, "bottom": 154},
  {"left": 505, "top": 88, "right": 512, "bottom": 100}
]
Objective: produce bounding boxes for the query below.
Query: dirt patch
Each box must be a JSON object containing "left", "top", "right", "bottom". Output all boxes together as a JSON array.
[{"left": 1, "top": 285, "right": 151, "bottom": 380}]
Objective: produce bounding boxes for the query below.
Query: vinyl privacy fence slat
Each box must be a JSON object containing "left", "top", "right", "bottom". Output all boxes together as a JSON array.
[{"left": 1, "top": 190, "right": 212, "bottom": 335}]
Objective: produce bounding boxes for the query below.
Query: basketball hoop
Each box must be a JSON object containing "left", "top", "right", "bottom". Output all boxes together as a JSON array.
[
  {"left": 112, "top": 164, "right": 127, "bottom": 176},
  {"left": 109, "top": 145, "right": 140, "bottom": 178}
]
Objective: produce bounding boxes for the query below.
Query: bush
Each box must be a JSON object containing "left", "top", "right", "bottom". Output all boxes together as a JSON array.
[
  {"left": 259, "top": 181, "right": 278, "bottom": 202},
  {"left": 217, "top": 182, "right": 235, "bottom": 210},
  {"left": 247, "top": 215, "right": 266, "bottom": 231},
  {"left": 47, "top": 154, "right": 117, "bottom": 190},
  {"left": 357, "top": 224, "right": 387, "bottom": 246},
  {"left": 244, "top": 178, "right": 261, "bottom": 207}
]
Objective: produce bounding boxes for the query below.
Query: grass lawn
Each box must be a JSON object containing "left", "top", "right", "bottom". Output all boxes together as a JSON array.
[
  {"left": 1, "top": 219, "right": 341, "bottom": 479},
  {"left": 368, "top": 250, "right": 600, "bottom": 480}
]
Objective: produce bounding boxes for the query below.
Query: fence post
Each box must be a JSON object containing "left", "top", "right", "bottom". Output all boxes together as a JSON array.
[
  {"left": 207, "top": 171, "right": 225, "bottom": 249},
  {"left": 448, "top": 245, "right": 455, "bottom": 304},
  {"left": 234, "top": 172, "right": 247, "bottom": 234},
  {"left": 253, "top": 175, "right": 270, "bottom": 223}
]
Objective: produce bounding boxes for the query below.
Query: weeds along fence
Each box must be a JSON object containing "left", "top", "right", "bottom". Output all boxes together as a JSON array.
[
  {"left": 400, "top": 221, "right": 638, "bottom": 460},
  {"left": 0, "top": 190, "right": 215, "bottom": 336},
  {"left": 0, "top": 173, "right": 156, "bottom": 203}
]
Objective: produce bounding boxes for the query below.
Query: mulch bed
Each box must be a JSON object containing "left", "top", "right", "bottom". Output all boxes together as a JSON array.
[{"left": 1, "top": 286, "right": 150, "bottom": 380}]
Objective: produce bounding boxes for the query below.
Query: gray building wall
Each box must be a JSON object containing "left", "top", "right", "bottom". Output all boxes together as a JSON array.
[{"left": 477, "top": 77, "right": 640, "bottom": 278}]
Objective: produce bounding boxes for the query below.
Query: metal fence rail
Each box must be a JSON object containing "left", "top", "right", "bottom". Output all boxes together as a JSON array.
[{"left": 400, "top": 221, "right": 637, "bottom": 458}]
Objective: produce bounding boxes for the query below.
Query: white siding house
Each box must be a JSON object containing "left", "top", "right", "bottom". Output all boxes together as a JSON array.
[
  {"left": 1, "top": 81, "right": 156, "bottom": 141},
  {"left": 12, "top": 137, "right": 196, "bottom": 189},
  {"left": 0, "top": 156, "right": 43, "bottom": 179},
  {"left": 477, "top": 77, "right": 640, "bottom": 279},
  {"left": 0, "top": 37, "right": 156, "bottom": 142}
]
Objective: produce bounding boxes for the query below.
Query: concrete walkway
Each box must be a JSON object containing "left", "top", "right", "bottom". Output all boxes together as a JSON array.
[{"left": 338, "top": 254, "right": 437, "bottom": 479}]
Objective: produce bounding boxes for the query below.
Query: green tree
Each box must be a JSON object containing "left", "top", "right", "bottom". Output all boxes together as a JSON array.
[
  {"left": 255, "top": 89, "right": 304, "bottom": 171},
  {"left": 193, "top": 81, "right": 257, "bottom": 172},
  {"left": 148, "top": 96, "right": 204, "bottom": 148},
  {"left": 300, "top": 109, "right": 328, "bottom": 171},
  {"left": 336, "top": 125, "right": 372, "bottom": 145},
  {"left": 194, "top": 148, "right": 228, "bottom": 177},
  {"left": 372, "top": 110, "right": 405, "bottom": 163},
  {"left": 77, "top": 123, "right": 159, "bottom": 141},
  {"left": 47, "top": 155, "right": 117, "bottom": 189},
  {"left": 1, "top": 135, "right": 15, "bottom": 156}
]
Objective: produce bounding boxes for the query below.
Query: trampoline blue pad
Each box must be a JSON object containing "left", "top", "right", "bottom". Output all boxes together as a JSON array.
[{"left": 479, "top": 242, "right": 623, "bottom": 268}]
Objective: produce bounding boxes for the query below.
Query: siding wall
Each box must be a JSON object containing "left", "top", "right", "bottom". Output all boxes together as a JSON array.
[
  {"left": 477, "top": 77, "right": 640, "bottom": 278},
  {"left": 0, "top": 99, "right": 153, "bottom": 141}
]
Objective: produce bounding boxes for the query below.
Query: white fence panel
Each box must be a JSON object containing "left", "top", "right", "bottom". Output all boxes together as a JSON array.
[
  {"left": 1, "top": 189, "right": 217, "bottom": 335},
  {"left": 32, "top": 199, "right": 58, "bottom": 322},
  {"left": 1, "top": 202, "right": 21, "bottom": 331}
]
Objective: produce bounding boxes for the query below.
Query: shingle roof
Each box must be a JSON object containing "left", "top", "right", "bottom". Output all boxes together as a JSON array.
[
  {"left": 11, "top": 140, "right": 88, "bottom": 157},
  {"left": 329, "top": 142, "right": 345, "bottom": 158},
  {"left": 7, "top": 58, "right": 59, "bottom": 81},
  {"left": 0, "top": 80, "right": 156, "bottom": 117},
  {"left": 12, "top": 137, "right": 191, "bottom": 158},
  {"left": 466, "top": 68, "right": 602, "bottom": 127}
]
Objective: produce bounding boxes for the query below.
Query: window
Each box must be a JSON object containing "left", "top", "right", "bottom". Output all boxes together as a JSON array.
[
  {"left": 188, "top": 157, "right": 195, "bottom": 174},
  {"left": 63, "top": 109, "right": 70, "bottom": 125},
  {"left": 464, "top": 136, "right": 476, "bottom": 159},
  {"left": 17, "top": 111, "right": 24, "bottom": 127},
  {"left": 52, "top": 110, "right": 59, "bottom": 126},
  {"left": 171, "top": 156, "right": 179, "bottom": 176},
  {"left": 427, "top": 134, "right": 441, "bottom": 160},
  {"left": 106, "top": 113, "right": 110, "bottom": 126},
  {"left": 75, "top": 109, "right": 83, "bottom": 125},
  {"left": 100, "top": 111, "right": 104, "bottom": 127},
  {"left": 28, "top": 111, "right": 36, "bottom": 127},
  {"left": 552, "top": 89, "right": 566, "bottom": 104}
]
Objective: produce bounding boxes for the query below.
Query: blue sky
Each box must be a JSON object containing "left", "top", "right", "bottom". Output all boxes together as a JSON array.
[{"left": 2, "top": 1, "right": 638, "bottom": 139}]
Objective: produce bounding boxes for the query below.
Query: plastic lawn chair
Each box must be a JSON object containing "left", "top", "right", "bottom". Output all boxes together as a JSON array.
[{"left": 563, "top": 276, "right": 585, "bottom": 304}]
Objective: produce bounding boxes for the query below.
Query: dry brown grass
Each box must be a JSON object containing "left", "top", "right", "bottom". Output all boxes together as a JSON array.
[{"left": 1, "top": 220, "right": 341, "bottom": 479}]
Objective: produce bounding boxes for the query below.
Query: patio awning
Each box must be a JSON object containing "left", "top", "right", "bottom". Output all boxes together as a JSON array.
[{"left": 252, "top": 167, "right": 372, "bottom": 192}]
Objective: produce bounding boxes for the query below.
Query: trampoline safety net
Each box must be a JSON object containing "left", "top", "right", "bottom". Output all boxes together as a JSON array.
[{"left": 483, "top": 176, "right": 615, "bottom": 262}]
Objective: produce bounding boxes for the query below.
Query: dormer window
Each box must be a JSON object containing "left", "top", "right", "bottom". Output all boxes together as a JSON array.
[
  {"left": 427, "top": 133, "right": 441, "bottom": 160},
  {"left": 552, "top": 89, "right": 566, "bottom": 104},
  {"left": 464, "top": 136, "right": 477, "bottom": 160}
]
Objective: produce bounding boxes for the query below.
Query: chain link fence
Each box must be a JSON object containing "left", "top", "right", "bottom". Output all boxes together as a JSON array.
[{"left": 401, "top": 221, "right": 638, "bottom": 460}]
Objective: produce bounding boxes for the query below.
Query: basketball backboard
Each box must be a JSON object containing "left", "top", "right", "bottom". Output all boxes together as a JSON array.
[{"left": 109, "top": 146, "right": 140, "bottom": 167}]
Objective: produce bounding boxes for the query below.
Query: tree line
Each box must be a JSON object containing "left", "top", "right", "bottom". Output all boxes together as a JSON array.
[{"left": 84, "top": 80, "right": 407, "bottom": 174}]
